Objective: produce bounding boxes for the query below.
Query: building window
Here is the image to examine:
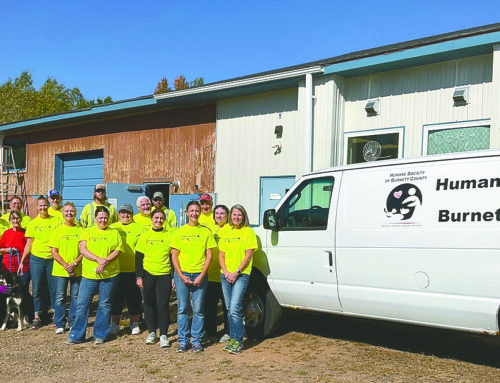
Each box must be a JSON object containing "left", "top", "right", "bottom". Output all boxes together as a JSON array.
[
  {"left": 423, "top": 120, "right": 490, "bottom": 155},
  {"left": 344, "top": 128, "right": 404, "bottom": 165},
  {"left": 3, "top": 141, "right": 26, "bottom": 170}
]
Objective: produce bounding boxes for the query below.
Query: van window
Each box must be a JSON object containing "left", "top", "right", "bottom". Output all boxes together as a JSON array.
[{"left": 277, "top": 177, "right": 334, "bottom": 230}]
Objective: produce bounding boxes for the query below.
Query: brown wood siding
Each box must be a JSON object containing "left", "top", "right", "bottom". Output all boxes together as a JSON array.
[{"left": 13, "top": 104, "right": 216, "bottom": 196}]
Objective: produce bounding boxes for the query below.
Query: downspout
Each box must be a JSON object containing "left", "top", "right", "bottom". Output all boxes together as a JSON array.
[{"left": 304, "top": 73, "right": 313, "bottom": 173}]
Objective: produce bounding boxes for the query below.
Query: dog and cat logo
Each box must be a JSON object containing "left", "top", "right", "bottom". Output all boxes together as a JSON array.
[{"left": 384, "top": 183, "right": 423, "bottom": 221}]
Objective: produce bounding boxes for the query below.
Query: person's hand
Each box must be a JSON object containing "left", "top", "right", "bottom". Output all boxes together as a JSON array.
[
  {"left": 181, "top": 274, "right": 193, "bottom": 286},
  {"left": 64, "top": 263, "right": 75, "bottom": 275},
  {"left": 96, "top": 264, "right": 104, "bottom": 274},
  {"left": 224, "top": 271, "right": 239, "bottom": 284},
  {"left": 96, "top": 257, "right": 108, "bottom": 267},
  {"left": 192, "top": 274, "right": 204, "bottom": 286},
  {"left": 17, "top": 264, "right": 24, "bottom": 275},
  {"left": 0, "top": 285, "right": 11, "bottom": 294},
  {"left": 136, "top": 278, "right": 143, "bottom": 289}
]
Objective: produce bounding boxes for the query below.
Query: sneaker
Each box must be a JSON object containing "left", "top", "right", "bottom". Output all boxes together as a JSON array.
[
  {"left": 192, "top": 343, "right": 203, "bottom": 353},
  {"left": 94, "top": 338, "right": 104, "bottom": 345},
  {"left": 109, "top": 323, "right": 120, "bottom": 335},
  {"left": 55, "top": 327, "right": 65, "bottom": 334},
  {"left": 130, "top": 322, "right": 140, "bottom": 335},
  {"left": 31, "top": 318, "right": 41, "bottom": 330},
  {"left": 159, "top": 335, "right": 170, "bottom": 348},
  {"left": 176, "top": 343, "right": 189, "bottom": 353},
  {"left": 219, "top": 333, "right": 231, "bottom": 343},
  {"left": 145, "top": 332, "right": 157, "bottom": 345},
  {"left": 66, "top": 338, "right": 79, "bottom": 345},
  {"left": 228, "top": 340, "right": 244, "bottom": 354},
  {"left": 222, "top": 338, "right": 236, "bottom": 352}
]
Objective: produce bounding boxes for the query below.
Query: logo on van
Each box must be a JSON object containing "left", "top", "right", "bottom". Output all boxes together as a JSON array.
[{"left": 384, "top": 183, "right": 423, "bottom": 221}]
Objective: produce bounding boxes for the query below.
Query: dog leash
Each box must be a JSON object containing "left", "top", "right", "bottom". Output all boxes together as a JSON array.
[{"left": 9, "top": 248, "right": 20, "bottom": 273}]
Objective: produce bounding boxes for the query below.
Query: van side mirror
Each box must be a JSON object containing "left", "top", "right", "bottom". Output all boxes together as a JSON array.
[{"left": 263, "top": 209, "right": 278, "bottom": 231}]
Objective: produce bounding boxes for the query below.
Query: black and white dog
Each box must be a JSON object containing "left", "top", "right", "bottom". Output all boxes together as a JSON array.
[{"left": 0, "top": 272, "right": 34, "bottom": 331}]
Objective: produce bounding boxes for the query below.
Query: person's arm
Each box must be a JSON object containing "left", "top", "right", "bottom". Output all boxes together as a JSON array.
[
  {"left": 135, "top": 250, "right": 145, "bottom": 289},
  {"left": 219, "top": 250, "right": 232, "bottom": 282},
  {"left": 171, "top": 248, "right": 192, "bottom": 285},
  {"left": 17, "top": 237, "right": 33, "bottom": 274},
  {"left": 237, "top": 249, "right": 254, "bottom": 275},
  {"left": 193, "top": 248, "right": 212, "bottom": 286},
  {"left": 96, "top": 249, "right": 120, "bottom": 275},
  {"left": 79, "top": 240, "right": 105, "bottom": 265}
]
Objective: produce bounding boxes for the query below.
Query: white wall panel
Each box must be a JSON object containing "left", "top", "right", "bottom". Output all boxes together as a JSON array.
[
  {"left": 216, "top": 88, "right": 302, "bottom": 224},
  {"left": 343, "top": 54, "right": 493, "bottom": 159}
]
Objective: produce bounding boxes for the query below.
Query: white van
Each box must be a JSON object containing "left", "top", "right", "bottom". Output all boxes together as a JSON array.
[{"left": 243, "top": 150, "right": 500, "bottom": 338}]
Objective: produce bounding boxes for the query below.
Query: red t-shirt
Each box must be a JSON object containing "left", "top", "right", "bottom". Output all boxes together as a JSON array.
[{"left": 0, "top": 228, "right": 28, "bottom": 272}]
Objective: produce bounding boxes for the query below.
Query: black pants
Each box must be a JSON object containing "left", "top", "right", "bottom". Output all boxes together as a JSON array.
[
  {"left": 204, "top": 281, "right": 229, "bottom": 336},
  {"left": 111, "top": 272, "right": 143, "bottom": 316},
  {"left": 143, "top": 271, "right": 172, "bottom": 336}
]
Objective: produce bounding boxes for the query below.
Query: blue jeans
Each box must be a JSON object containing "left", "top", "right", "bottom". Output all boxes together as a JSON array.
[
  {"left": 68, "top": 275, "right": 119, "bottom": 342},
  {"left": 173, "top": 272, "right": 208, "bottom": 346},
  {"left": 221, "top": 273, "right": 250, "bottom": 342},
  {"left": 30, "top": 255, "right": 55, "bottom": 314},
  {"left": 54, "top": 276, "right": 81, "bottom": 328}
]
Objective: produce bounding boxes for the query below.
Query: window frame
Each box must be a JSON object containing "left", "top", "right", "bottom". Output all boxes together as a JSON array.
[
  {"left": 343, "top": 126, "right": 404, "bottom": 165},
  {"left": 421, "top": 119, "right": 491, "bottom": 156}
]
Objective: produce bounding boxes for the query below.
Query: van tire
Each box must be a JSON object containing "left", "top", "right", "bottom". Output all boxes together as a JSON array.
[{"left": 243, "top": 272, "right": 282, "bottom": 339}]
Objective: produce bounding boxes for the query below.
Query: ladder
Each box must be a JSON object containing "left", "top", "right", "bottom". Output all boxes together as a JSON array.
[{"left": 0, "top": 146, "right": 28, "bottom": 215}]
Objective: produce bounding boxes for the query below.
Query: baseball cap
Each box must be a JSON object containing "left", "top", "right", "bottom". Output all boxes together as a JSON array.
[
  {"left": 119, "top": 203, "right": 133, "bottom": 213},
  {"left": 153, "top": 191, "right": 164, "bottom": 200},
  {"left": 199, "top": 193, "right": 212, "bottom": 202},
  {"left": 94, "top": 184, "right": 106, "bottom": 191},
  {"left": 48, "top": 189, "right": 61, "bottom": 198}
]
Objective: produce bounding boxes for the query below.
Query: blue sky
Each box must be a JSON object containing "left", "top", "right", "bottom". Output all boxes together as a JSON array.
[{"left": 1, "top": 1, "right": 498, "bottom": 101}]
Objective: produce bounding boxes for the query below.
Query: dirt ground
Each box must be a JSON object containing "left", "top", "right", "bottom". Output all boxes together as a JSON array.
[{"left": 0, "top": 305, "right": 499, "bottom": 383}]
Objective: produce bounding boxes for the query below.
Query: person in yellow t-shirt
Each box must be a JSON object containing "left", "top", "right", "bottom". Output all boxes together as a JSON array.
[
  {"left": 47, "top": 189, "right": 63, "bottom": 219},
  {"left": 18, "top": 196, "right": 61, "bottom": 329},
  {"left": 204, "top": 204, "right": 230, "bottom": 342},
  {"left": 79, "top": 184, "right": 118, "bottom": 228},
  {"left": 151, "top": 191, "right": 177, "bottom": 229},
  {"left": 171, "top": 200, "right": 216, "bottom": 353},
  {"left": 109, "top": 203, "right": 145, "bottom": 336},
  {"left": 68, "top": 206, "right": 123, "bottom": 345},
  {"left": 219, "top": 204, "right": 258, "bottom": 355},
  {"left": 49, "top": 202, "right": 83, "bottom": 333},
  {"left": 133, "top": 196, "right": 153, "bottom": 229},
  {"left": 135, "top": 208, "right": 174, "bottom": 348},
  {"left": 198, "top": 193, "right": 216, "bottom": 230},
  {"left": 2, "top": 196, "right": 30, "bottom": 229}
]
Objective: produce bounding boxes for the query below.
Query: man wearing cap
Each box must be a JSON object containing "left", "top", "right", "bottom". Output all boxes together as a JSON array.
[
  {"left": 79, "top": 184, "right": 118, "bottom": 228},
  {"left": 1, "top": 196, "right": 30, "bottom": 229},
  {"left": 152, "top": 191, "right": 177, "bottom": 229},
  {"left": 198, "top": 193, "right": 216, "bottom": 231},
  {"left": 48, "top": 189, "right": 63, "bottom": 218},
  {"left": 134, "top": 196, "right": 153, "bottom": 229},
  {"left": 109, "top": 203, "right": 144, "bottom": 335}
]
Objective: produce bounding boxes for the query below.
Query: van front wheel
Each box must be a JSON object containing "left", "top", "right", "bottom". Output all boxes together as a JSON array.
[{"left": 243, "top": 277, "right": 282, "bottom": 338}]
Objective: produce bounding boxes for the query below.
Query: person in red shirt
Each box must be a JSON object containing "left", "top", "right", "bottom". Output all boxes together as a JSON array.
[{"left": 0, "top": 210, "right": 29, "bottom": 283}]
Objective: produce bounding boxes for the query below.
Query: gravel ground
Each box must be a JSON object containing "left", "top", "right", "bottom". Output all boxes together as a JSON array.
[{"left": 0, "top": 305, "right": 499, "bottom": 382}]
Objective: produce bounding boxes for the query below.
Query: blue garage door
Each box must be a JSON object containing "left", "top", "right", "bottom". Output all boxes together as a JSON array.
[{"left": 58, "top": 152, "right": 104, "bottom": 214}]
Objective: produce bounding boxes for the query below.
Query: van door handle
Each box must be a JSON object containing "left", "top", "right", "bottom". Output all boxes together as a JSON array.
[{"left": 326, "top": 251, "right": 333, "bottom": 266}]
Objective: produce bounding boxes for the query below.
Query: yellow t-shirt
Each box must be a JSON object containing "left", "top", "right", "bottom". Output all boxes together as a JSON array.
[
  {"left": 207, "top": 224, "right": 227, "bottom": 282},
  {"left": 1, "top": 212, "right": 31, "bottom": 229},
  {"left": 136, "top": 227, "right": 173, "bottom": 275},
  {"left": 134, "top": 213, "right": 152, "bottom": 229},
  {"left": 49, "top": 224, "right": 83, "bottom": 277},
  {"left": 161, "top": 206, "right": 178, "bottom": 229},
  {"left": 170, "top": 224, "right": 216, "bottom": 273},
  {"left": 79, "top": 201, "right": 118, "bottom": 228},
  {"left": 198, "top": 212, "right": 216, "bottom": 232},
  {"left": 110, "top": 221, "right": 145, "bottom": 273},
  {"left": 48, "top": 206, "right": 63, "bottom": 219},
  {"left": 80, "top": 226, "right": 123, "bottom": 279},
  {"left": 219, "top": 226, "right": 258, "bottom": 275},
  {"left": 25, "top": 215, "right": 62, "bottom": 259},
  {"left": 0, "top": 218, "right": 10, "bottom": 237}
]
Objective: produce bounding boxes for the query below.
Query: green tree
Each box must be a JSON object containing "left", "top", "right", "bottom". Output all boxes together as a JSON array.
[{"left": 0, "top": 71, "right": 113, "bottom": 124}]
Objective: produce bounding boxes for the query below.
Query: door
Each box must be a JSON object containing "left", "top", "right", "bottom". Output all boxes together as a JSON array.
[
  {"left": 56, "top": 151, "right": 104, "bottom": 214},
  {"left": 265, "top": 174, "right": 342, "bottom": 312},
  {"left": 259, "top": 176, "right": 295, "bottom": 225}
]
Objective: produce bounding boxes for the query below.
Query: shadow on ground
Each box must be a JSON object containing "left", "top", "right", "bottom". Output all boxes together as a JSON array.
[{"left": 274, "top": 309, "right": 500, "bottom": 368}]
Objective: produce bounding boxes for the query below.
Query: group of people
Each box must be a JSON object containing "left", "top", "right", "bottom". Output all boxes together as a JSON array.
[{"left": 0, "top": 186, "right": 257, "bottom": 355}]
